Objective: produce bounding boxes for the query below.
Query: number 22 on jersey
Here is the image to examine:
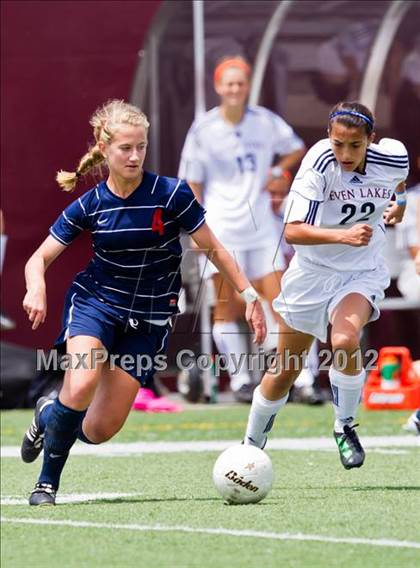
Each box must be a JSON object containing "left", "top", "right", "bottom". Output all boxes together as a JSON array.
[{"left": 339, "top": 202, "right": 375, "bottom": 225}]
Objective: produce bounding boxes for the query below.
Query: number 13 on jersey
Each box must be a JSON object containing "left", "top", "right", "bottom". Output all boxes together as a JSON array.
[{"left": 236, "top": 153, "right": 256, "bottom": 174}]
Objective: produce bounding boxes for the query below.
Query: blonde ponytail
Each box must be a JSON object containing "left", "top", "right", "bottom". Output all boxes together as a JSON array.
[
  {"left": 57, "top": 99, "right": 149, "bottom": 192},
  {"left": 56, "top": 145, "right": 104, "bottom": 192}
]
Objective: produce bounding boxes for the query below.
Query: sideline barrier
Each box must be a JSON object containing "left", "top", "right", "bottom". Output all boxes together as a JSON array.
[{"left": 363, "top": 346, "right": 420, "bottom": 410}]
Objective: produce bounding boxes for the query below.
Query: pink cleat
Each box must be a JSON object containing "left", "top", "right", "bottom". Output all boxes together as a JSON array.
[{"left": 132, "top": 388, "right": 182, "bottom": 413}]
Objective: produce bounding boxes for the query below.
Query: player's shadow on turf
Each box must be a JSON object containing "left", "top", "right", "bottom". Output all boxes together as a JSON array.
[
  {"left": 69, "top": 496, "right": 280, "bottom": 506},
  {"left": 69, "top": 496, "right": 223, "bottom": 505}
]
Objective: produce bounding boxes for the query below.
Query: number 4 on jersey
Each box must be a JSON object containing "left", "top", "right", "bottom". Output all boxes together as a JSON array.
[{"left": 152, "top": 208, "right": 164, "bottom": 235}]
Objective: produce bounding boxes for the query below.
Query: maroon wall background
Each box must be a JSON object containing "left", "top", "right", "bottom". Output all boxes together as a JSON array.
[{"left": 1, "top": 0, "right": 161, "bottom": 348}]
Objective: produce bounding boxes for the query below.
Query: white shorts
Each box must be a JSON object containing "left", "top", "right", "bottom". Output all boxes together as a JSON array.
[
  {"left": 273, "top": 255, "right": 390, "bottom": 342},
  {"left": 200, "top": 244, "right": 286, "bottom": 281}
]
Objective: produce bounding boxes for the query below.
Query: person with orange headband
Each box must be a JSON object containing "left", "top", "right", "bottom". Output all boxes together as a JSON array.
[{"left": 179, "top": 56, "right": 305, "bottom": 402}]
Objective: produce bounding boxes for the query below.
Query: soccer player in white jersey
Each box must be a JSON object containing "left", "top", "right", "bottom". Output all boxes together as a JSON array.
[
  {"left": 20, "top": 100, "right": 266, "bottom": 505},
  {"left": 179, "top": 56, "right": 305, "bottom": 401},
  {"left": 244, "top": 101, "right": 409, "bottom": 469}
]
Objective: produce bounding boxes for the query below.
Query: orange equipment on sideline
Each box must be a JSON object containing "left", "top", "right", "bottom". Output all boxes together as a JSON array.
[{"left": 363, "top": 347, "right": 420, "bottom": 410}]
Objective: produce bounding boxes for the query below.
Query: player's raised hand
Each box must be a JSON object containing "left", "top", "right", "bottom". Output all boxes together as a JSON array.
[
  {"left": 245, "top": 299, "right": 267, "bottom": 345},
  {"left": 343, "top": 224, "right": 373, "bottom": 247},
  {"left": 383, "top": 201, "right": 406, "bottom": 225},
  {"left": 23, "top": 287, "right": 47, "bottom": 330}
]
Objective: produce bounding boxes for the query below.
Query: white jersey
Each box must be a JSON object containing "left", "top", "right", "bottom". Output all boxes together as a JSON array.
[
  {"left": 395, "top": 184, "right": 420, "bottom": 251},
  {"left": 284, "top": 138, "right": 409, "bottom": 271},
  {"left": 178, "top": 105, "right": 304, "bottom": 250}
]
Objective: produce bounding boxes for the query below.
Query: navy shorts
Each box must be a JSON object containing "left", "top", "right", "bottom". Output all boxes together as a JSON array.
[{"left": 55, "top": 287, "right": 170, "bottom": 386}]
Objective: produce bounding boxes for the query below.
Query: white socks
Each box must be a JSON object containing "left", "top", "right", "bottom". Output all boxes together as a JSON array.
[
  {"left": 294, "top": 341, "right": 319, "bottom": 387},
  {"left": 212, "top": 322, "right": 251, "bottom": 391},
  {"left": 329, "top": 367, "right": 366, "bottom": 432},
  {"left": 244, "top": 385, "right": 289, "bottom": 447},
  {"left": 261, "top": 300, "right": 279, "bottom": 352}
]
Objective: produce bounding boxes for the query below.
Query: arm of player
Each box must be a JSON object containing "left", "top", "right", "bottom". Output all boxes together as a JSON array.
[
  {"left": 273, "top": 147, "right": 306, "bottom": 175},
  {"left": 190, "top": 223, "right": 267, "bottom": 344},
  {"left": 383, "top": 202, "right": 406, "bottom": 225},
  {"left": 383, "top": 182, "right": 407, "bottom": 225},
  {"left": 266, "top": 148, "right": 306, "bottom": 213},
  {"left": 187, "top": 182, "right": 204, "bottom": 250},
  {"left": 285, "top": 221, "right": 373, "bottom": 247},
  {"left": 187, "top": 181, "right": 203, "bottom": 204},
  {"left": 23, "top": 235, "right": 67, "bottom": 330}
]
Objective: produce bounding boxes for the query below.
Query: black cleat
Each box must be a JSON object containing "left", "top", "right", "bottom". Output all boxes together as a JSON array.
[
  {"left": 29, "top": 483, "right": 56, "bottom": 506},
  {"left": 21, "top": 396, "right": 54, "bottom": 463},
  {"left": 233, "top": 383, "right": 258, "bottom": 404},
  {"left": 290, "top": 385, "right": 325, "bottom": 406},
  {"left": 334, "top": 424, "right": 365, "bottom": 470}
]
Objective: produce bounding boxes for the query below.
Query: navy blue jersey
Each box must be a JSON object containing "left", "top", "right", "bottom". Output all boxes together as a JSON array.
[{"left": 50, "top": 171, "right": 206, "bottom": 322}]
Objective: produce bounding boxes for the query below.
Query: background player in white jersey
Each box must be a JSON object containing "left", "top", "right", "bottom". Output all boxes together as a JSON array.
[
  {"left": 244, "top": 101, "right": 409, "bottom": 469},
  {"left": 402, "top": 143, "right": 420, "bottom": 435},
  {"left": 20, "top": 100, "right": 266, "bottom": 506},
  {"left": 179, "top": 56, "right": 305, "bottom": 401}
]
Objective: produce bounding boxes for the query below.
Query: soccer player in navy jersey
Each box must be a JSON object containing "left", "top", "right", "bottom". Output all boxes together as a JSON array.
[
  {"left": 244, "top": 101, "right": 409, "bottom": 470},
  {"left": 21, "top": 99, "right": 266, "bottom": 505}
]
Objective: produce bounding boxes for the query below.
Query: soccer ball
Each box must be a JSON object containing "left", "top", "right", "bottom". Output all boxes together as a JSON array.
[{"left": 212, "top": 444, "right": 273, "bottom": 505}]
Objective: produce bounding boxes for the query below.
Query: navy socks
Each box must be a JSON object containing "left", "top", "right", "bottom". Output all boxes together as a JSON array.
[
  {"left": 38, "top": 398, "right": 85, "bottom": 490},
  {"left": 39, "top": 402, "right": 53, "bottom": 432},
  {"left": 39, "top": 400, "right": 96, "bottom": 444},
  {"left": 77, "top": 426, "right": 98, "bottom": 445}
]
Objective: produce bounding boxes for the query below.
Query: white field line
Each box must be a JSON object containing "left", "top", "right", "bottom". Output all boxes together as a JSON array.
[
  {"left": 1, "top": 493, "right": 141, "bottom": 506},
  {"left": 1, "top": 517, "right": 420, "bottom": 550},
  {"left": 1, "top": 436, "right": 419, "bottom": 458}
]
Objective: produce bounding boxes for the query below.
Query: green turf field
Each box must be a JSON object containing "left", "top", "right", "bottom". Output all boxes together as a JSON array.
[{"left": 1, "top": 404, "right": 419, "bottom": 568}]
